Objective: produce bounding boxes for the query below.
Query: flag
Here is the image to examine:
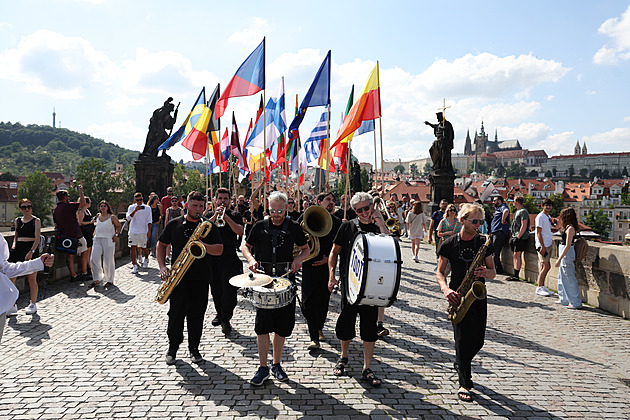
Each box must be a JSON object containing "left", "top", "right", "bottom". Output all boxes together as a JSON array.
[
  {"left": 287, "top": 51, "right": 331, "bottom": 142},
  {"left": 220, "top": 128, "right": 229, "bottom": 171},
  {"left": 206, "top": 84, "right": 221, "bottom": 164},
  {"left": 331, "top": 61, "right": 381, "bottom": 148},
  {"left": 180, "top": 89, "right": 212, "bottom": 161},
  {"left": 215, "top": 38, "right": 265, "bottom": 119},
  {"left": 266, "top": 78, "right": 287, "bottom": 166},
  {"left": 303, "top": 106, "right": 328, "bottom": 163},
  {"left": 333, "top": 86, "right": 355, "bottom": 173},
  {"left": 231, "top": 112, "right": 248, "bottom": 172},
  {"left": 159, "top": 88, "right": 205, "bottom": 152},
  {"left": 357, "top": 119, "right": 375, "bottom": 135}
]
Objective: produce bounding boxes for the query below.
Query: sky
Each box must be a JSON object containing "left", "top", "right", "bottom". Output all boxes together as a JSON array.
[{"left": 1, "top": 0, "right": 630, "bottom": 169}]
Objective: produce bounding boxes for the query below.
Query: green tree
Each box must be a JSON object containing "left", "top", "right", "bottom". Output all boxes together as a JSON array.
[
  {"left": 568, "top": 164, "right": 575, "bottom": 178},
  {"left": 173, "top": 164, "right": 204, "bottom": 195},
  {"left": 0, "top": 171, "right": 18, "bottom": 181},
  {"left": 590, "top": 169, "right": 603, "bottom": 180},
  {"left": 423, "top": 162, "right": 432, "bottom": 174},
  {"left": 579, "top": 168, "right": 588, "bottom": 178},
  {"left": 548, "top": 193, "right": 565, "bottom": 218},
  {"left": 73, "top": 157, "right": 114, "bottom": 206},
  {"left": 505, "top": 163, "right": 526, "bottom": 178},
  {"left": 545, "top": 170, "right": 553, "bottom": 178},
  {"left": 409, "top": 163, "right": 418, "bottom": 177},
  {"left": 495, "top": 163, "right": 505, "bottom": 177},
  {"left": 528, "top": 170, "right": 538, "bottom": 177},
  {"left": 508, "top": 194, "right": 540, "bottom": 215},
  {"left": 111, "top": 165, "right": 136, "bottom": 212},
  {"left": 17, "top": 171, "right": 54, "bottom": 227},
  {"left": 393, "top": 164, "right": 405, "bottom": 174},
  {"left": 583, "top": 209, "right": 612, "bottom": 239},
  {"left": 360, "top": 168, "right": 371, "bottom": 192},
  {"left": 622, "top": 166, "right": 629, "bottom": 177}
]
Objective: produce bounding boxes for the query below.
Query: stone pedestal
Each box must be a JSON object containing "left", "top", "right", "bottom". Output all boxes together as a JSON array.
[
  {"left": 134, "top": 156, "right": 174, "bottom": 200},
  {"left": 428, "top": 172, "right": 455, "bottom": 215}
]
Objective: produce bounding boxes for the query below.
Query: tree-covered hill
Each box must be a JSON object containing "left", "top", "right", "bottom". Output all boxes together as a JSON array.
[{"left": 0, "top": 122, "right": 138, "bottom": 176}]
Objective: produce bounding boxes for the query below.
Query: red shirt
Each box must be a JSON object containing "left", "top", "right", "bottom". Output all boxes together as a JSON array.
[{"left": 53, "top": 201, "right": 81, "bottom": 238}]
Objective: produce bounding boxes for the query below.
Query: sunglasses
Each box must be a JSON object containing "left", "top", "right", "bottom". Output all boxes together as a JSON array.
[
  {"left": 288, "top": 201, "right": 294, "bottom": 204},
  {"left": 448, "top": 209, "right": 457, "bottom": 212},
  {"left": 269, "top": 208, "right": 285, "bottom": 214},
  {"left": 355, "top": 205, "right": 370, "bottom": 214},
  {"left": 135, "top": 199, "right": 143, "bottom": 202},
  {"left": 20, "top": 205, "right": 32, "bottom": 209},
  {"left": 466, "top": 218, "right": 482, "bottom": 225}
]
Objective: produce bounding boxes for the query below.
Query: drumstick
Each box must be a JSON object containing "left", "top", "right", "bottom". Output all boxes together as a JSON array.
[{"left": 278, "top": 269, "right": 294, "bottom": 279}]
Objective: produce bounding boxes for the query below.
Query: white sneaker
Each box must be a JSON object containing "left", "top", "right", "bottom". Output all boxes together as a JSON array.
[
  {"left": 7, "top": 304, "right": 18, "bottom": 317},
  {"left": 536, "top": 286, "right": 554, "bottom": 296},
  {"left": 143, "top": 258, "right": 149, "bottom": 268},
  {"left": 413, "top": 256, "right": 419, "bottom": 262},
  {"left": 132, "top": 265, "right": 138, "bottom": 274},
  {"left": 25, "top": 301, "right": 37, "bottom": 315}
]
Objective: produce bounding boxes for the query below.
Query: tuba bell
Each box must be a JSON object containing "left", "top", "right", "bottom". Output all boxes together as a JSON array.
[{"left": 293, "top": 205, "right": 333, "bottom": 262}]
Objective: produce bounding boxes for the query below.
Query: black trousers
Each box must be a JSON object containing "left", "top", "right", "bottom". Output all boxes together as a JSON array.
[
  {"left": 452, "top": 297, "right": 487, "bottom": 389},
  {"left": 301, "top": 263, "right": 331, "bottom": 342},
  {"left": 167, "top": 280, "right": 209, "bottom": 353},
  {"left": 209, "top": 254, "right": 242, "bottom": 323},
  {"left": 492, "top": 230, "right": 508, "bottom": 274}
]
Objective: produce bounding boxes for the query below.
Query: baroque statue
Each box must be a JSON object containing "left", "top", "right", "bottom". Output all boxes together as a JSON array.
[
  {"left": 140, "top": 97, "right": 179, "bottom": 159},
  {"left": 425, "top": 111, "right": 454, "bottom": 174}
]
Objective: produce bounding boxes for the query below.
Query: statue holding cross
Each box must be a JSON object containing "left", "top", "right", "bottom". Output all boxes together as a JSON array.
[{"left": 424, "top": 98, "right": 454, "bottom": 174}]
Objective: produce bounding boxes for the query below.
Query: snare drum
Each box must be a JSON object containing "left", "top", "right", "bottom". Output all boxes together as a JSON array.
[
  {"left": 345, "top": 232, "right": 401, "bottom": 306},
  {"left": 251, "top": 278, "right": 295, "bottom": 309}
]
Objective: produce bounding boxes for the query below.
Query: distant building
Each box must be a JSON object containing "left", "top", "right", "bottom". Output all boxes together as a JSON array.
[
  {"left": 465, "top": 122, "right": 523, "bottom": 156},
  {"left": 542, "top": 152, "right": 630, "bottom": 177}
]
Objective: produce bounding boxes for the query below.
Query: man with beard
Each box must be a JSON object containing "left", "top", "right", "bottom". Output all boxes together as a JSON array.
[
  {"left": 241, "top": 191, "right": 309, "bottom": 386},
  {"left": 436, "top": 203, "right": 495, "bottom": 402},
  {"left": 205, "top": 188, "right": 244, "bottom": 335},
  {"left": 157, "top": 191, "right": 223, "bottom": 365},
  {"left": 299, "top": 192, "right": 342, "bottom": 350}
]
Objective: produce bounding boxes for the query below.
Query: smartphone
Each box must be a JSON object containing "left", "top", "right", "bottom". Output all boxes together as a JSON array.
[{"left": 139, "top": 205, "right": 145, "bottom": 209}]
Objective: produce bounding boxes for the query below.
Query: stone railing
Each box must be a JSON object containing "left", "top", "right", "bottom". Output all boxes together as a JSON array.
[
  {"left": 500, "top": 235, "right": 629, "bottom": 319},
  {"left": 3, "top": 222, "right": 129, "bottom": 293}
]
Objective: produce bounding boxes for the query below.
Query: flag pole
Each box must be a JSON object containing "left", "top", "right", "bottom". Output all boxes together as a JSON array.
[
  {"left": 345, "top": 141, "right": 351, "bottom": 220},
  {"left": 205, "top": 142, "right": 209, "bottom": 200},
  {"left": 325, "top": 103, "right": 331, "bottom": 192},
  {"left": 373, "top": 129, "right": 378, "bottom": 190},
  {"left": 379, "top": 117, "right": 385, "bottom": 191}
]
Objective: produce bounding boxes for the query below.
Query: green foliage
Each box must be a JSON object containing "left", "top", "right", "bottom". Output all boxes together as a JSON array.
[
  {"left": 568, "top": 164, "right": 575, "bottom": 178},
  {"left": 583, "top": 209, "right": 611, "bottom": 239},
  {"left": 621, "top": 192, "right": 630, "bottom": 205},
  {"left": 495, "top": 163, "right": 505, "bottom": 177},
  {"left": 545, "top": 170, "right": 553, "bottom": 178},
  {"left": 74, "top": 158, "right": 113, "bottom": 206},
  {"left": 0, "top": 122, "right": 136, "bottom": 176},
  {"left": 393, "top": 164, "right": 405, "bottom": 174},
  {"left": 17, "top": 171, "right": 54, "bottom": 227},
  {"left": 505, "top": 163, "right": 526, "bottom": 179},
  {"left": 579, "top": 168, "right": 588, "bottom": 178},
  {"left": 423, "top": 162, "right": 432, "bottom": 174},
  {"left": 0, "top": 172, "right": 18, "bottom": 181},
  {"left": 468, "top": 161, "right": 488, "bottom": 175},
  {"left": 622, "top": 166, "right": 629, "bottom": 177},
  {"left": 360, "top": 168, "right": 371, "bottom": 192},
  {"left": 409, "top": 163, "right": 418, "bottom": 177},
  {"left": 548, "top": 193, "right": 565, "bottom": 218},
  {"left": 173, "top": 164, "right": 204, "bottom": 196},
  {"left": 508, "top": 195, "right": 540, "bottom": 215}
]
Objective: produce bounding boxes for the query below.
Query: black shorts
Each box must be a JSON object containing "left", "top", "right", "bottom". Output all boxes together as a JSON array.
[
  {"left": 335, "top": 300, "right": 378, "bottom": 342},
  {"left": 509, "top": 237, "right": 528, "bottom": 252},
  {"left": 254, "top": 299, "right": 296, "bottom": 337},
  {"left": 8, "top": 241, "right": 39, "bottom": 263}
]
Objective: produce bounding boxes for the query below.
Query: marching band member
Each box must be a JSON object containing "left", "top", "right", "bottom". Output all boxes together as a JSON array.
[
  {"left": 299, "top": 192, "right": 342, "bottom": 350},
  {"left": 241, "top": 191, "right": 309, "bottom": 386},
  {"left": 327, "top": 192, "right": 388, "bottom": 387},
  {"left": 205, "top": 188, "right": 244, "bottom": 335},
  {"left": 436, "top": 203, "right": 495, "bottom": 402},
  {"left": 157, "top": 191, "right": 223, "bottom": 366}
]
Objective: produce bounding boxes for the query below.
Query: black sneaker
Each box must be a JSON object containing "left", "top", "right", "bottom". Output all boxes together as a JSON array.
[
  {"left": 271, "top": 363, "right": 289, "bottom": 382},
  {"left": 190, "top": 349, "right": 203, "bottom": 364},
  {"left": 376, "top": 325, "right": 390, "bottom": 338},
  {"left": 221, "top": 321, "right": 232, "bottom": 335},
  {"left": 211, "top": 316, "right": 221, "bottom": 326},
  {"left": 250, "top": 366, "right": 270, "bottom": 386},
  {"left": 165, "top": 353, "right": 176, "bottom": 365}
]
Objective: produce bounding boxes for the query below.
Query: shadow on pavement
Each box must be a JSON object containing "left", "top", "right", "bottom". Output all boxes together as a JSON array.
[{"left": 7, "top": 313, "right": 52, "bottom": 346}]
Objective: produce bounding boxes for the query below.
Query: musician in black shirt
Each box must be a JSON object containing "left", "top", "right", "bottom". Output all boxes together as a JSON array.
[
  {"left": 436, "top": 203, "right": 495, "bottom": 402},
  {"left": 205, "top": 188, "right": 244, "bottom": 335},
  {"left": 328, "top": 192, "right": 388, "bottom": 387},
  {"left": 287, "top": 198, "right": 301, "bottom": 221},
  {"left": 241, "top": 191, "right": 309, "bottom": 386},
  {"left": 157, "top": 191, "right": 223, "bottom": 366}
]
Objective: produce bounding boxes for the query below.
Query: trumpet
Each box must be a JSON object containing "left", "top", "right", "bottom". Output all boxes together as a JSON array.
[{"left": 215, "top": 206, "right": 226, "bottom": 227}]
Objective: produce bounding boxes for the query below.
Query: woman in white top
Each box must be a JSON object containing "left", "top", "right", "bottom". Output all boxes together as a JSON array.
[
  {"left": 90, "top": 201, "right": 122, "bottom": 288},
  {"left": 406, "top": 201, "right": 428, "bottom": 262}
]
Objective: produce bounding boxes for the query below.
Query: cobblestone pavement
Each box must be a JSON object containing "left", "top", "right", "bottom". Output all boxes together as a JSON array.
[{"left": 1, "top": 239, "right": 629, "bottom": 419}]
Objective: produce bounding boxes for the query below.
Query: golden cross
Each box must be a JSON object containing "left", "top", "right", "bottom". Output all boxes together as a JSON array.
[{"left": 437, "top": 98, "right": 451, "bottom": 124}]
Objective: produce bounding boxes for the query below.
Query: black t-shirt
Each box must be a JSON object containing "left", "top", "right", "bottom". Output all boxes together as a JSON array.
[
  {"left": 333, "top": 219, "right": 381, "bottom": 282},
  {"left": 204, "top": 209, "right": 243, "bottom": 258},
  {"left": 298, "top": 213, "right": 342, "bottom": 265},
  {"left": 334, "top": 207, "right": 357, "bottom": 221},
  {"left": 159, "top": 216, "right": 222, "bottom": 284},
  {"left": 287, "top": 210, "right": 301, "bottom": 221},
  {"left": 438, "top": 234, "right": 494, "bottom": 290},
  {"left": 246, "top": 217, "right": 307, "bottom": 273}
]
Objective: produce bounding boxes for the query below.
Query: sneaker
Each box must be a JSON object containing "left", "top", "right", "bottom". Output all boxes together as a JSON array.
[
  {"left": 567, "top": 304, "right": 583, "bottom": 310},
  {"left": 165, "top": 353, "right": 176, "bottom": 365},
  {"left": 221, "top": 321, "right": 232, "bottom": 335},
  {"left": 318, "top": 330, "right": 326, "bottom": 342},
  {"left": 536, "top": 286, "right": 554, "bottom": 296},
  {"left": 413, "top": 256, "right": 419, "bottom": 262},
  {"left": 82, "top": 272, "right": 92, "bottom": 281},
  {"left": 271, "top": 363, "right": 289, "bottom": 382},
  {"left": 143, "top": 258, "right": 149, "bottom": 268},
  {"left": 25, "top": 302, "right": 37, "bottom": 315},
  {"left": 190, "top": 349, "right": 203, "bottom": 364},
  {"left": 211, "top": 316, "right": 221, "bottom": 326},
  {"left": 7, "top": 304, "right": 18, "bottom": 317},
  {"left": 506, "top": 276, "right": 519, "bottom": 281},
  {"left": 250, "top": 366, "right": 270, "bottom": 386},
  {"left": 307, "top": 340, "right": 320, "bottom": 350},
  {"left": 131, "top": 265, "right": 138, "bottom": 274},
  {"left": 377, "top": 325, "right": 390, "bottom": 338},
  {"left": 70, "top": 274, "right": 82, "bottom": 282}
]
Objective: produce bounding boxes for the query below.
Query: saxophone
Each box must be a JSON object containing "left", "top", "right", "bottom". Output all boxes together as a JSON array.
[
  {"left": 447, "top": 234, "right": 491, "bottom": 324},
  {"left": 155, "top": 220, "right": 213, "bottom": 304}
]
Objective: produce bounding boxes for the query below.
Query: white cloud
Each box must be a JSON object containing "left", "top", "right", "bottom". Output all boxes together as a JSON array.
[
  {"left": 545, "top": 95, "right": 554, "bottom": 101},
  {"left": 228, "top": 17, "right": 270, "bottom": 47},
  {"left": 581, "top": 127, "right": 630, "bottom": 151},
  {"left": 533, "top": 131, "right": 574, "bottom": 156},
  {"left": 105, "top": 95, "right": 148, "bottom": 114},
  {"left": 594, "top": 5, "right": 630, "bottom": 64},
  {"left": 86, "top": 121, "right": 145, "bottom": 150},
  {"left": 0, "top": 22, "right": 11, "bottom": 31},
  {"left": 624, "top": 115, "right": 630, "bottom": 122}
]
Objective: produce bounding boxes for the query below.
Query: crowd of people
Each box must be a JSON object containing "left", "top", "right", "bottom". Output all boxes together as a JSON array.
[{"left": 0, "top": 182, "right": 588, "bottom": 402}]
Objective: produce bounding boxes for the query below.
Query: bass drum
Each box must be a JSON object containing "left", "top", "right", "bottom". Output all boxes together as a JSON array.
[
  {"left": 251, "top": 278, "right": 295, "bottom": 309},
  {"left": 345, "top": 232, "right": 401, "bottom": 307}
]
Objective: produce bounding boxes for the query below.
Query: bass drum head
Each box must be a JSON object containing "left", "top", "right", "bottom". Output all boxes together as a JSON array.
[{"left": 346, "top": 232, "right": 368, "bottom": 305}]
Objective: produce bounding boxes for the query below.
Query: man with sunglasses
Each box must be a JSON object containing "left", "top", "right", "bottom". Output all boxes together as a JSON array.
[
  {"left": 328, "top": 192, "right": 389, "bottom": 387},
  {"left": 160, "top": 187, "right": 180, "bottom": 226},
  {"left": 126, "top": 192, "right": 152, "bottom": 274},
  {"left": 436, "top": 203, "right": 495, "bottom": 402},
  {"left": 491, "top": 195, "right": 510, "bottom": 275},
  {"left": 241, "top": 191, "right": 309, "bottom": 386},
  {"left": 428, "top": 199, "right": 449, "bottom": 251}
]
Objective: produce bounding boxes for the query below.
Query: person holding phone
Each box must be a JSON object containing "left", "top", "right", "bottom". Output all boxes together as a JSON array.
[
  {"left": 126, "top": 192, "right": 152, "bottom": 274},
  {"left": 534, "top": 198, "right": 555, "bottom": 297}
]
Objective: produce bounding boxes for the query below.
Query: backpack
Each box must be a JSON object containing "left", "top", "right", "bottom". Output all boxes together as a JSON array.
[{"left": 574, "top": 233, "right": 589, "bottom": 264}]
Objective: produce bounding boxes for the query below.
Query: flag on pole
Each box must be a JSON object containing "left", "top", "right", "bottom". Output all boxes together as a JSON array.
[
  {"left": 357, "top": 119, "right": 375, "bottom": 135},
  {"left": 215, "top": 38, "right": 265, "bottom": 119},
  {"left": 331, "top": 61, "right": 381, "bottom": 148},
  {"left": 333, "top": 86, "right": 355, "bottom": 173},
  {"left": 219, "top": 128, "right": 229, "bottom": 171},
  {"left": 231, "top": 112, "right": 248, "bottom": 173},
  {"left": 206, "top": 84, "right": 222, "bottom": 164},
  {"left": 159, "top": 88, "right": 205, "bottom": 152},
  {"left": 287, "top": 51, "right": 331, "bottom": 142},
  {"left": 303, "top": 106, "right": 328, "bottom": 163},
  {"left": 265, "top": 78, "right": 287, "bottom": 166}
]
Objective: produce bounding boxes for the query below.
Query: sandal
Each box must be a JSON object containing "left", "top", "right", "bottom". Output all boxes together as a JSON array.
[
  {"left": 333, "top": 357, "right": 348, "bottom": 376},
  {"left": 104, "top": 282, "right": 114, "bottom": 287},
  {"left": 457, "top": 388, "right": 473, "bottom": 402},
  {"left": 88, "top": 281, "right": 100, "bottom": 288},
  {"left": 362, "top": 368, "right": 382, "bottom": 387}
]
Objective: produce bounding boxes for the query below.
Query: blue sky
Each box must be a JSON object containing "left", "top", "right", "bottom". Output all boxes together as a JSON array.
[{"left": 1, "top": 0, "right": 630, "bottom": 167}]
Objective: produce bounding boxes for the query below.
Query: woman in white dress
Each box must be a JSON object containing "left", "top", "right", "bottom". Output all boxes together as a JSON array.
[
  {"left": 406, "top": 201, "right": 428, "bottom": 262},
  {"left": 90, "top": 201, "right": 122, "bottom": 288}
]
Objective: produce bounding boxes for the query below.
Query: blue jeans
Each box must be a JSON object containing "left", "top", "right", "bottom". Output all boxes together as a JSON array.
[
  {"left": 149, "top": 223, "right": 159, "bottom": 251},
  {"left": 557, "top": 245, "right": 582, "bottom": 307}
]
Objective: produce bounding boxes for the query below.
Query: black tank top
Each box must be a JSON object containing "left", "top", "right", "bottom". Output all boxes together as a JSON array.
[
  {"left": 16, "top": 218, "right": 36, "bottom": 238},
  {"left": 152, "top": 206, "right": 160, "bottom": 223}
]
